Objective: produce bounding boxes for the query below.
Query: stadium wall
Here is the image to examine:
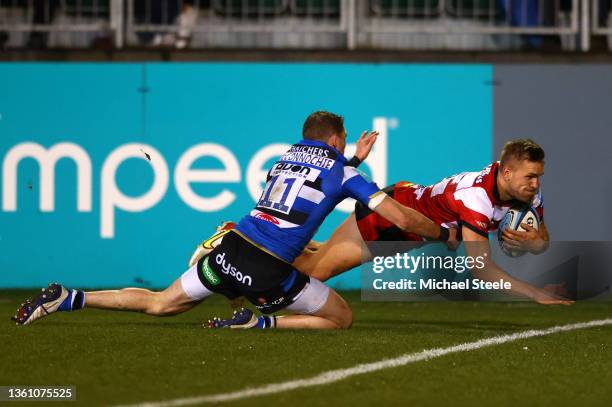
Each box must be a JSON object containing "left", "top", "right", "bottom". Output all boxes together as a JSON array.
[{"left": 0, "top": 62, "right": 607, "bottom": 290}]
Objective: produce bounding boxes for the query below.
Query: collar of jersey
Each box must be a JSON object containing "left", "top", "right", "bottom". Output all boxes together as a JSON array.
[{"left": 297, "top": 139, "right": 346, "bottom": 161}]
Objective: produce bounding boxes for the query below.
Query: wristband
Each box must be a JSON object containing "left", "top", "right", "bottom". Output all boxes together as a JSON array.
[
  {"left": 346, "top": 156, "right": 362, "bottom": 168},
  {"left": 438, "top": 226, "right": 449, "bottom": 241}
]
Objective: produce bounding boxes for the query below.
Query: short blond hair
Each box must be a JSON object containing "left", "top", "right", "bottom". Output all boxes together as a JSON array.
[{"left": 500, "top": 139, "right": 545, "bottom": 168}]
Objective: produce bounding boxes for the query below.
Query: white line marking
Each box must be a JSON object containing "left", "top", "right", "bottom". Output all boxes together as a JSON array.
[{"left": 116, "top": 318, "right": 612, "bottom": 407}]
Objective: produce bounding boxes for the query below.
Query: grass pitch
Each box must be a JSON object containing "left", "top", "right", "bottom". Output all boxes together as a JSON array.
[{"left": 1, "top": 291, "right": 612, "bottom": 406}]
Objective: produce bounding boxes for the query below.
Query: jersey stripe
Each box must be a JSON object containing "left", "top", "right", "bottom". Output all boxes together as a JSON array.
[
  {"left": 298, "top": 185, "right": 325, "bottom": 204},
  {"left": 453, "top": 187, "right": 494, "bottom": 220},
  {"left": 342, "top": 166, "right": 359, "bottom": 185}
]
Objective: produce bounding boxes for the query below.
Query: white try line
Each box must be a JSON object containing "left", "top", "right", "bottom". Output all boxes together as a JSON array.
[{"left": 117, "top": 318, "right": 612, "bottom": 407}]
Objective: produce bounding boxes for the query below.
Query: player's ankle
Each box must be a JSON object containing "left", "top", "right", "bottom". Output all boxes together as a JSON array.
[
  {"left": 58, "top": 289, "right": 86, "bottom": 312},
  {"left": 256, "top": 315, "right": 276, "bottom": 329}
]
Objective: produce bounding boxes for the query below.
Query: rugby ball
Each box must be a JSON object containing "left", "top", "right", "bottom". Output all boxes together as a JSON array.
[{"left": 497, "top": 206, "right": 540, "bottom": 257}]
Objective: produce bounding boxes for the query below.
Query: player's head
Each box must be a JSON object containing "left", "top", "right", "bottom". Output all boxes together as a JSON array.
[
  {"left": 302, "top": 111, "right": 347, "bottom": 153},
  {"left": 499, "top": 139, "right": 545, "bottom": 203}
]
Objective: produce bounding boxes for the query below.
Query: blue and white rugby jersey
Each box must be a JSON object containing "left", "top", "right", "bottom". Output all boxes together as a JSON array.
[{"left": 236, "top": 139, "right": 382, "bottom": 263}]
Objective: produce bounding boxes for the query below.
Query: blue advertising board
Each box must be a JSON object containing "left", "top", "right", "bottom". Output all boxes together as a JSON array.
[{"left": 0, "top": 63, "right": 492, "bottom": 289}]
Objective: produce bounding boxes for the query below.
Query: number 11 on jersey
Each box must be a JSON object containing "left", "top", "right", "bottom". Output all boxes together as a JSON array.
[{"left": 258, "top": 175, "right": 306, "bottom": 215}]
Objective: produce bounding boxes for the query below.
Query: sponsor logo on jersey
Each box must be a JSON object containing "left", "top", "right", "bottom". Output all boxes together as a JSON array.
[
  {"left": 474, "top": 164, "right": 493, "bottom": 184},
  {"left": 215, "top": 252, "right": 253, "bottom": 286},
  {"left": 200, "top": 257, "right": 220, "bottom": 286},
  {"left": 476, "top": 221, "right": 488, "bottom": 229},
  {"left": 254, "top": 212, "right": 280, "bottom": 224},
  {"left": 271, "top": 163, "right": 313, "bottom": 177}
]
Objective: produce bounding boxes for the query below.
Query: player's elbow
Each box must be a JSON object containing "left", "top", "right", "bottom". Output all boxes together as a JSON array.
[
  {"left": 393, "top": 215, "right": 412, "bottom": 233},
  {"left": 396, "top": 214, "right": 421, "bottom": 234}
]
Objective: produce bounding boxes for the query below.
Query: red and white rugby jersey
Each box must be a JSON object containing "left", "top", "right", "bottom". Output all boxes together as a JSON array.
[{"left": 393, "top": 162, "right": 544, "bottom": 237}]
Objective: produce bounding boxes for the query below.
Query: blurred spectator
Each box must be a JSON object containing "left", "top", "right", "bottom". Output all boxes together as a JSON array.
[
  {"left": 134, "top": 0, "right": 198, "bottom": 48},
  {"left": 498, "top": 0, "right": 543, "bottom": 48},
  {"left": 152, "top": 2, "right": 198, "bottom": 49},
  {"left": 498, "top": 0, "right": 573, "bottom": 49}
]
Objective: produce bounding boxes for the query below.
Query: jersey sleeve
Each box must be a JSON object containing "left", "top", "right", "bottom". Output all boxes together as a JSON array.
[
  {"left": 341, "top": 166, "right": 383, "bottom": 209},
  {"left": 453, "top": 187, "right": 494, "bottom": 238}
]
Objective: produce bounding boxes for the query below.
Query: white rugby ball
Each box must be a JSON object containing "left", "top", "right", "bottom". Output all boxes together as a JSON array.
[{"left": 498, "top": 206, "right": 540, "bottom": 257}]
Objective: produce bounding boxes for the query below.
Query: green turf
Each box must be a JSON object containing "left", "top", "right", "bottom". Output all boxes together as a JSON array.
[{"left": 1, "top": 291, "right": 611, "bottom": 406}]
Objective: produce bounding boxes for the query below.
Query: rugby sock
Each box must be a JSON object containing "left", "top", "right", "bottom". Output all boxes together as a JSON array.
[
  {"left": 58, "top": 289, "right": 86, "bottom": 312},
  {"left": 255, "top": 315, "right": 276, "bottom": 329}
]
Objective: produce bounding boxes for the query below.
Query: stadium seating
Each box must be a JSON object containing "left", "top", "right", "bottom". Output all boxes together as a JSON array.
[
  {"left": 446, "top": 0, "right": 502, "bottom": 19},
  {"left": 0, "top": 0, "right": 26, "bottom": 6},
  {"left": 370, "top": 0, "right": 441, "bottom": 18},
  {"left": 1, "top": 0, "right": 608, "bottom": 50},
  {"left": 213, "top": 0, "right": 288, "bottom": 17},
  {"left": 65, "top": 0, "right": 109, "bottom": 17},
  {"left": 291, "top": 0, "right": 341, "bottom": 17}
]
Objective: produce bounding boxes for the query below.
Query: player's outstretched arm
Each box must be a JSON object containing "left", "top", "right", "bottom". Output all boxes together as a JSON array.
[
  {"left": 373, "top": 195, "right": 453, "bottom": 241},
  {"left": 462, "top": 226, "right": 572, "bottom": 305}
]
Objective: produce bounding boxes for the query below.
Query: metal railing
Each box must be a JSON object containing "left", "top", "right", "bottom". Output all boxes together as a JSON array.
[
  {"left": 0, "top": 0, "right": 121, "bottom": 47},
  {"left": 0, "top": 0, "right": 609, "bottom": 51},
  {"left": 125, "top": 0, "right": 350, "bottom": 48},
  {"left": 123, "top": 0, "right": 584, "bottom": 50},
  {"left": 356, "top": 0, "right": 582, "bottom": 51}
]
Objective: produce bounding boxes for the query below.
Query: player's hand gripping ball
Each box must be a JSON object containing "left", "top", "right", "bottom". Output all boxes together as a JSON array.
[{"left": 498, "top": 206, "right": 540, "bottom": 257}]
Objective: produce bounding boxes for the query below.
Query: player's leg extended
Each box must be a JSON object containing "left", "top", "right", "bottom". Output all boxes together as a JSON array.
[
  {"left": 85, "top": 221, "right": 236, "bottom": 316},
  {"left": 292, "top": 213, "right": 367, "bottom": 282},
  {"left": 86, "top": 268, "right": 204, "bottom": 316},
  {"left": 12, "top": 264, "right": 210, "bottom": 325}
]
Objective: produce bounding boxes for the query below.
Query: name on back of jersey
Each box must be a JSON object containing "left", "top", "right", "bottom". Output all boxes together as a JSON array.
[{"left": 280, "top": 145, "right": 335, "bottom": 169}]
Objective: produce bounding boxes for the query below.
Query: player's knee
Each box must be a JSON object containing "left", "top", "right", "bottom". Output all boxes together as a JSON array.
[
  {"left": 337, "top": 306, "right": 353, "bottom": 329},
  {"left": 311, "top": 268, "right": 333, "bottom": 282},
  {"left": 330, "top": 301, "right": 352, "bottom": 329},
  {"left": 146, "top": 293, "right": 180, "bottom": 316},
  {"left": 146, "top": 301, "right": 171, "bottom": 316}
]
